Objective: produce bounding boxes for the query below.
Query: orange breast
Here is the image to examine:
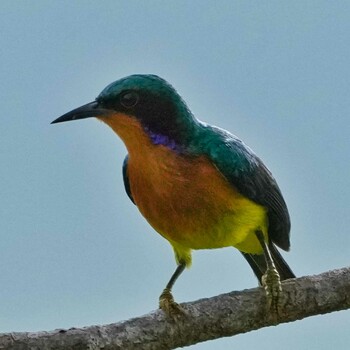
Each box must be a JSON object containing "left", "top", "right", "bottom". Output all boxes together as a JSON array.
[
  {"left": 99, "top": 113, "right": 267, "bottom": 256},
  {"left": 127, "top": 146, "right": 263, "bottom": 250}
]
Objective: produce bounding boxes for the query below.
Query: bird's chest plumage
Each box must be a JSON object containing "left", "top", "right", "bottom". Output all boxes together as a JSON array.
[
  {"left": 100, "top": 114, "right": 266, "bottom": 253},
  {"left": 127, "top": 145, "right": 267, "bottom": 252}
]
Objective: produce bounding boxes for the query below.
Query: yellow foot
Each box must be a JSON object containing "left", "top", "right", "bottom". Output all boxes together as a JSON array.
[
  {"left": 261, "top": 266, "right": 282, "bottom": 320},
  {"left": 159, "top": 288, "right": 184, "bottom": 318}
]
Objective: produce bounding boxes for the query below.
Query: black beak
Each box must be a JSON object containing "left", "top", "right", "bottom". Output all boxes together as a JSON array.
[{"left": 51, "top": 101, "right": 113, "bottom": 124}]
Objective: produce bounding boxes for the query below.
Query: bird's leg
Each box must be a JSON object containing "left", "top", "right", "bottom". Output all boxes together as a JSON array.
[
  {"left": 255, "top": 230, "right": 282, "bottom": 318},
  {"left": 159, "top": 262, "right": 186, "bottom": 317}
]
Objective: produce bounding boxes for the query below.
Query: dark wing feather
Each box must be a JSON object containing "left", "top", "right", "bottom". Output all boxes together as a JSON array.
[
  {"left": 203, "top": 125, "right": 291, "bottom": 251},
  {"left": 122, "top": 155, "right": 135, "bottom": 204}
]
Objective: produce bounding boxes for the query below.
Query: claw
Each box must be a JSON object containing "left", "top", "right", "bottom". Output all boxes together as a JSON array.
[
  {"left": 159, "top": 288, "right": 185, "bottom": 317},
  {"left": 261, "top": 266, "right": 282, "bottom": 321}
]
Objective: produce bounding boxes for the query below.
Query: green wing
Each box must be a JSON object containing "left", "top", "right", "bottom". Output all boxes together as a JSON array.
[
  {"left": 200, "top": 125, "right": 291, "bottom": 251},
  {"left": 122, "top": 155, "right": 135, "bottom": 205}
]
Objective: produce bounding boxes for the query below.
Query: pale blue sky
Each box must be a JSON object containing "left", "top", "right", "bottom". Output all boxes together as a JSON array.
[{"left": 1, "top": 1, "right": 349, "bottom": 349}]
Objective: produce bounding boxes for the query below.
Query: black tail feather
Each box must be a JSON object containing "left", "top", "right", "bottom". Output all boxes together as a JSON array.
[{"left": 242, "top": 242, "right": 295, "bottom": 284}]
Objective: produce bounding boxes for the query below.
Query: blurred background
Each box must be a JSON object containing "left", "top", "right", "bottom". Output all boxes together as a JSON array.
[{"left": 1, "top": 1, "right": 349, "bottom": 349}]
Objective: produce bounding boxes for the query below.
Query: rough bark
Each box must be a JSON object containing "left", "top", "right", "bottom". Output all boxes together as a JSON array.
[{"left": 1, "top": 267, "right": 349, "bottom": 350}]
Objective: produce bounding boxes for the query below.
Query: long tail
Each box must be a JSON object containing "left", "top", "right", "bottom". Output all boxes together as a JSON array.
[{"left": 241, "top": 242, "right": 295, "bottom": 283}]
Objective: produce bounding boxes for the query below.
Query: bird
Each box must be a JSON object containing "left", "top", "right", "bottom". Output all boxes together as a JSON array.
[{"left": 52, "top": 74, "right": 295, "bottom": 316}]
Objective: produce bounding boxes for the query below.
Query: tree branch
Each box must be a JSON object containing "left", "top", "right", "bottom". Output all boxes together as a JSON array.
[{"left": 1, "top": 267, "right": 349, "bottom": 349}]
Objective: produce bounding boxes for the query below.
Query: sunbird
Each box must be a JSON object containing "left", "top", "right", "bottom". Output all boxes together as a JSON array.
[{"left": 52, "top": 74, "right": 295, "bottom": 315}]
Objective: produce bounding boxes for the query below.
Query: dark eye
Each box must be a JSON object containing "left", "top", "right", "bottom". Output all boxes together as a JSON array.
[{"left": 120, "top": 91, "right": 139, "bottom": 108}]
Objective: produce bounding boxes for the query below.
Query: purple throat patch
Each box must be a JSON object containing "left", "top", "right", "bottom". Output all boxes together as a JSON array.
[{"left": 145, "top": 128, "right": 180, "bottom": 152}]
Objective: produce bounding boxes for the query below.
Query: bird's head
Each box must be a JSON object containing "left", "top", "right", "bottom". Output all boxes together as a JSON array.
[{"left": 52, "top": 74, "right": 197, "bottom": 152}]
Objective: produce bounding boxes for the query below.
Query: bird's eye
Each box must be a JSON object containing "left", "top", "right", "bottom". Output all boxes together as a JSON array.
[{"left": 120, "top": 91, "right": 139, "bottom": 108}]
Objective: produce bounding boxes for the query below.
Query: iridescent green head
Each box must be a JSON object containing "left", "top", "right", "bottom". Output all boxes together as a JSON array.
[{"left": 52, "top": 74, "right": 197, "bottom": 146}]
